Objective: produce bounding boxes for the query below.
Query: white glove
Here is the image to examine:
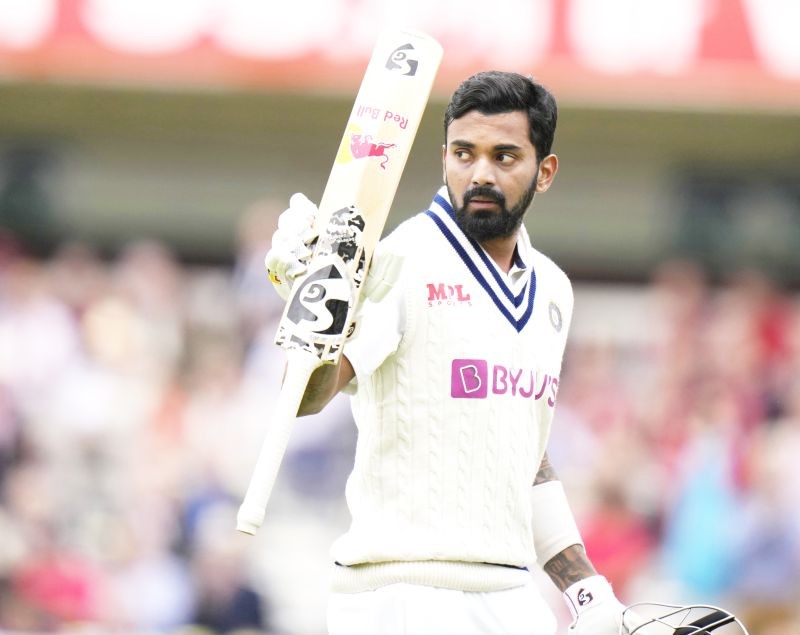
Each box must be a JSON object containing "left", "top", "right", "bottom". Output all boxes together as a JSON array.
[
  {"left": 565, "top": 576, "right": 650, "bottom": 635},
  {"left": 265, "top": 193, "right": 319, "bottom": 300}
]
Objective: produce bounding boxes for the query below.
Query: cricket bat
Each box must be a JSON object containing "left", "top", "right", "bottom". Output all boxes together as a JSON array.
[{"left": 237, "top": 29, "right": 443, "bottom": 534}]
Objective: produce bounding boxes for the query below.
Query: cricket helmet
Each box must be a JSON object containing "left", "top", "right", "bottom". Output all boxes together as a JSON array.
[{"left": 622, "top": 602, "right": 749, "bottom": 635}]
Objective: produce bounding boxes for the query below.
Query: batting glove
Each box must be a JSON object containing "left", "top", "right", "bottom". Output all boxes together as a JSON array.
[
  {"left": 565, "top": 576, "right": 650, "bottom": 635},
  {"left": 265, "top": 193, "right": 319, "bottom": 300}
]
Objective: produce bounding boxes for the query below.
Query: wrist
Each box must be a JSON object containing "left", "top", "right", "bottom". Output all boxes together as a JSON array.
[
  {"left": 563, "top": 575, "right": 615, "bottom": 620},
  {"left": 531, "top": 480, "right": 584, "bottom": 566}
]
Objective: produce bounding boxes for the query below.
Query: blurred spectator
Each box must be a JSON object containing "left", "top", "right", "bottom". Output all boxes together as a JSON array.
[
  {"left": 9, "top": 523, "right": 105, "bottom": 627},
  {"left": 731, "top": 388, "right": 800, "bottom": 605},
  {"left": 46, "top": 241, "right": 110, "bottom": 319},
  {"left": 659, "top": 394, "right": 745, "bottom": 599},
  {"left": 0, "top": 255, "right": 80, "bottom": 412},
  {"left": 0, "top": 146, "right": 59, "bottom": 254},
  {"left": 188, "top": 501, "right": 273, "bottom": 633},
  {"left": 579, "top": 480, "right": 656, "bottom": 596},
  {"left": 231, "top": 198, "right": 284, "bottom": 344}
]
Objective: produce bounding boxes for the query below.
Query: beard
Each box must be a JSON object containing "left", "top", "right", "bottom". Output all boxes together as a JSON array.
[{"left": 447, "top": 178, "right": 537, "bottom": 242}]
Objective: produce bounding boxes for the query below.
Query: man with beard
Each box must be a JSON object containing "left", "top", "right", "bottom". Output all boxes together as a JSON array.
[{"left": 266, "top": 71, "right": 642, "bottom": 635}]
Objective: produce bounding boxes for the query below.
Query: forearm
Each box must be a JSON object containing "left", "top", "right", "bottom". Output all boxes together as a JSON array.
[
  {"left": 296, "top": 355, "right": 355, "bottom": 416},
  {"left": 531, "top": 453, "right": 590, "bottom": 590},
  {"left": 533, "top": 451, "right": 558, "bottom": 485},
  {"left": 531, "top": 453, "right": 630, "bottom": 635},
  {"left": 543, "top": 544, "right": 598, "bottom": 593}
]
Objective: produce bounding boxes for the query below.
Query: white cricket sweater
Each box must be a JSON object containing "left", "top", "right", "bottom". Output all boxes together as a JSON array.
[{"left": 331, "top": 188, "right": 574, "bottom": 591}]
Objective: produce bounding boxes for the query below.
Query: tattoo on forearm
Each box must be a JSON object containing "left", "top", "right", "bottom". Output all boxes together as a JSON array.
[
  {"left": 533, "top": 452, "right": 558, "bottom": 485},
  {"left": 543, "top": 545, "right": 598, "bottom": 592},
  {"left": 298, "top": 363, "right": 339, "bottom": 412}
]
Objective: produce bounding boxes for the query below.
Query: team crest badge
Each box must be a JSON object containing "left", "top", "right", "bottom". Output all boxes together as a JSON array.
[{"left": 548, "top": 301, "right": 563, "bottom": 332}]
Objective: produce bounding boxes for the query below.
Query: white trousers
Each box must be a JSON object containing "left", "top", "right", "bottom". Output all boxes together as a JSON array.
[{"left": 327, "top": 581, "right": 557, "bottom": 635}]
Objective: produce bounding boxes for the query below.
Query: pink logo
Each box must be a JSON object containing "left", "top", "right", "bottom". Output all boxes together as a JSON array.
[
  {"left": 427, "top": 283, "right": 471, "bottom": 306},
  {"left": 451, "top": 358, "right": 559, "bottom": 405},
  {"left": 451, "top": 359, "right": 488, "bottom": 398},
  {"left": 349, "top": 134, "right": 396, "bottom": 170}
]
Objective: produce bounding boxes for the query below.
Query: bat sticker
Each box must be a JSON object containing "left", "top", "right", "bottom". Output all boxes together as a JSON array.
[
  {"left": 385, "top": 43, "right": 418, "bottom": 76},
  {"left": 276, "top": 205, "right": 368, "bottom": 361},
  {"left": 285, "top": 264, "right": 351, "bottom": 336},
  {"left": 315, "top": 205, "right": 367, "bottom": 285}
]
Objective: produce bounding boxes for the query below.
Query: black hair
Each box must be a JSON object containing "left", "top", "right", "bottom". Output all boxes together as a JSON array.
[{"left": 444, "top": 71, "right": 558, "bottom": 160}]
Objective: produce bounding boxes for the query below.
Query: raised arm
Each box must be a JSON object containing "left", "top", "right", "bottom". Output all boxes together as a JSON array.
[
  {"left": 297, "top": 355, "right": 355, "bottom": 416},
  {"left": 265, "top": 194, "right": 402, "bottom": 418},
  {"left": 263, "top": 193, "right": 355, "bottom": 417}
]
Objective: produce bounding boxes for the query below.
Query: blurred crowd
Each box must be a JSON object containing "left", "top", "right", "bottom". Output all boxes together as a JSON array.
[
  {"left": 551, "top": 260, "right": 800, "bottom": 635},
  {"left": 0, "top": 206, "right": 799, "bottom": 634}
]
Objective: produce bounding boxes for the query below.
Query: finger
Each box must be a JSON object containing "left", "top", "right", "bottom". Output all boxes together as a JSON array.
[
  {"left": 288, "top": 193, "right": 319, "bottom": 228},
  {"left": 289, "top": 192, "right": 317, "bottom": 216},
  {"left": 264, "top": 251, "right": 287, "bottom": 280},
  {"left": 285, "top": 260, "right": 308, "bottom": 281}
]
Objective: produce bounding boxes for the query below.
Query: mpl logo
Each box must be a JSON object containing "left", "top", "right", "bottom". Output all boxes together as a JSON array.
[
  {"left": 335, "top": 124, "right": 396, "bottom": 171},
  {"left": 451, "top": 358, "right": 559, "bottom": 405},
  {"left": 427, "top": 282, "right": 472, "bottom": 307}
]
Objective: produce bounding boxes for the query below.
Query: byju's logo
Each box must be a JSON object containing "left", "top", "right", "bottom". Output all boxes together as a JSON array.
[
  {"left": 450, "top": 358, "right": 559, "bottom": 405},
  {"left": 451, "top": 359, "right": 488, "bottom": 398}
]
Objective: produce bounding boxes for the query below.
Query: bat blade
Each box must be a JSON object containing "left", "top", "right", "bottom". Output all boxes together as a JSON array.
[
  {"left": 236, "top": 29, "right": 442, "bottom": 534},
  {"left": 275, "top": 28, "right": 443, "bottom": 364}
]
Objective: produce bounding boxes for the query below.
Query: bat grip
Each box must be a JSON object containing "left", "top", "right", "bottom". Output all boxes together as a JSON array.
[{"left": 236, "top": 349, "right": 322, "bottom": 535}]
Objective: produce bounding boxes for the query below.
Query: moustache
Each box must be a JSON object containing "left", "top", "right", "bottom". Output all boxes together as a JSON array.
[{"left": 463, "top": 186, "right": 505, "bottom": 207}]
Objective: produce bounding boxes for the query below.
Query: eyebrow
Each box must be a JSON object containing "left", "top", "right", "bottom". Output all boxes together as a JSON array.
[{"left": 448, "top": 140, "right": 524, "bottom": 152}]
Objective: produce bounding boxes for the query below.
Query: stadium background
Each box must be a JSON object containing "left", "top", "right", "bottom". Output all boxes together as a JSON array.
[{"left": 0, "top": 1, "right": 798, "bottom": 633}]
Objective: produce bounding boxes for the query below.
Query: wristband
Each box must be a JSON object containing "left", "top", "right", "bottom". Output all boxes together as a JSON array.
[
  {"left": 530, "top": 480, "right": 584, "bottom": 566},
  {"left": 563, "top": 575, "right": 615, "bottom": 620}
]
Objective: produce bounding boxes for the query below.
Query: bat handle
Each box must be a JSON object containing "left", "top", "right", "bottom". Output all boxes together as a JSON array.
[{"left": 236, "top": 349, "right": 322, "bottom": 535}]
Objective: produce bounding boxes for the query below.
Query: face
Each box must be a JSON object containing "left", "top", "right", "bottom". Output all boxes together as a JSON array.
[{"left": 443, "top": 110, "right": 557, "bottom": 242}]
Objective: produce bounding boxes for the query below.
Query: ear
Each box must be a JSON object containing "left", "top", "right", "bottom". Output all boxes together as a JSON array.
[
  {"left": 441, "top": 144, "right": 447, "bottom": 183},
  {"left": 535, "top": 154, "right": 558, "bottom": 193}
]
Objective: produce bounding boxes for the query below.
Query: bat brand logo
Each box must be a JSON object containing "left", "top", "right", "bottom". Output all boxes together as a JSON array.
[
  {"left": 385, "top": 43, "right": 418, "bottom": 76},
  {"left": 577, "top": 589, "right": 593, "bottom": 606},
  {"left": 285, "top": 264, "right": 352, "bottom": 336}
]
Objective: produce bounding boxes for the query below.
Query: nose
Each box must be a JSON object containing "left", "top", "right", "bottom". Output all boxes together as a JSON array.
[{"left": 471, "top": 156, "right": 496, "bottom": 186}]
